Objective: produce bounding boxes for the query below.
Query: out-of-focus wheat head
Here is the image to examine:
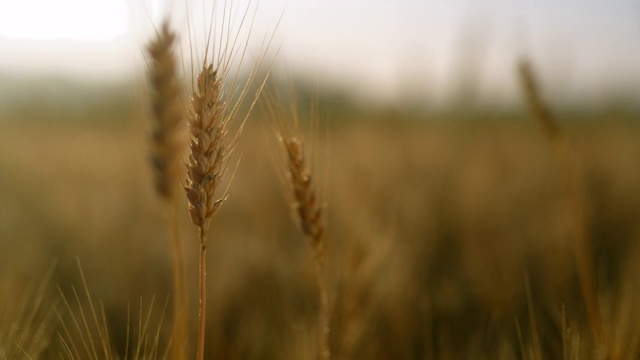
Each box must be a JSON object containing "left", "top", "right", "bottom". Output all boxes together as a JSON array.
[
  {"left": 147, "top": 21, "right": 184, "bottom": 200},
  {"left": 517, "top": 60, "right": 560, "bottom": 141},
  {"left": 281, "top": 129, "right": 330, "bottom": 360},
  {"left": 265, "top": 89, "right": 325, "bottom": 255},
  {"left": 517, "top": 58, "right": 602, "bottom": 353},
  {"left": 282, "top": 136, "right": 325, "bottom": 250},
  {"left": 145, "top": 19, "right": 188, "bottom": 360},
  {"left": 264, "top": 86, "right": 330, "bottom": 359}
]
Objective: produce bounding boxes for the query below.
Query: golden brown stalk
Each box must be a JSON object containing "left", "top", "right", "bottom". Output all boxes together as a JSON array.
[
  {"left": 283, "top": 136, "right": 330, "bottom": 360},
  {"left": 182, "top": 3, "right": 277, "bottom": 357},
  {"left": 184, "top": 64, "right": 233, "bottom": 360},
  {"left": 517, "top": 59, "right": 601, "bottom": 349},
  {"left": 262, "top": 84, "right": 329, "bottom": 358},
  {"left": 146, "top": 20, "right": 187, "bottom": 360}
]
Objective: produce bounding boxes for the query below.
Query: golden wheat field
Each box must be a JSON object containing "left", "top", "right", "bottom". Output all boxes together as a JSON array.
[
  {"left": 2, "top": 2, "right": 640, "bottom": 359},
  {"left": 1, "top": 97, "right": 640, "bottom": 359}
]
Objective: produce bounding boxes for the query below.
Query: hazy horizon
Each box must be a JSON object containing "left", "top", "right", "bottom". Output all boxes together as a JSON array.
[{"left": 0, "top": 0, "right": 638, "bottom": 108}]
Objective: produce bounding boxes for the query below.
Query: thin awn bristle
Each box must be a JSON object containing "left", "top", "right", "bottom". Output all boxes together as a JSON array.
[{"left": 147, "top": 21, "right": 184, "bottom": 200}]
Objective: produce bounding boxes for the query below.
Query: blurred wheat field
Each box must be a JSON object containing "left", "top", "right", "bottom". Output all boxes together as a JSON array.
[{"left": 1, "top": 103, "right": 639, "bottom": 358}]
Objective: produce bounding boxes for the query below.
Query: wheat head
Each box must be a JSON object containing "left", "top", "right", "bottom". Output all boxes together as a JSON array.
[{"left": 147, "top": 21, "right": 184, "bottom": 200}]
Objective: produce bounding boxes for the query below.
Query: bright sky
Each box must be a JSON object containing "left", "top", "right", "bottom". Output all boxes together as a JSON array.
[
  {"left": 0, "top": 0, "right": 638, "bottom": 106},
  {"left": 0, "top": 0, "right": 127, "bottom": 41}
]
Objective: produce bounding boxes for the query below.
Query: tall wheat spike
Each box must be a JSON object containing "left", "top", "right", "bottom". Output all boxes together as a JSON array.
[
  {"left": 148, "top": 21, "right": 185, "bottom": 201},
  {"left": 263, "top": 86, "right": 330, "bottom": 359},
  {"left": 518, "top": 59, "right": 601, "bottom": 351},
  {"left": 184, "top": 62, "right": 232, "bottom": 360},
  {"left": 180, "top": 1, "right": 278, "bottom": 356},
  {"left": 283, "top": 136, "right": 330, "bottom": 360},
  {"left": 146, "top": 20, "right": 187, "bottom": 360}
]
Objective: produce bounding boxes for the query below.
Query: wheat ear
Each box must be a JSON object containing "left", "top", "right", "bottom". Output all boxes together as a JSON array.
[
  {"left": 182, "top": 2, "right": 277, "bottom": 356},
  {"left": 518, "top": 59, "right": 601, "bottom": 348},
  {"left": 283, "top": 135, "right": 330, "bottom": 360},
  {"left": 262, "top": 85, "right": 329, "bottom": 358},
  {"left": 146, "top": 20, "right": 187, "bottom": 360},
  {"left": 184, "top": 63, "right": 237, "bottom": 360},
  {"left": 268, "top": 93, "right": 329, "bottom": 358},
  {"left": 148, "top": 21, "right": 185, "bottom": 200}
]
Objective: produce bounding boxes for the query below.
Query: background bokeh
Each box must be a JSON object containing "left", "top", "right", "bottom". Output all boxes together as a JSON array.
[{"left": 0, "top": 1, "right": 639, "bottom": 359}]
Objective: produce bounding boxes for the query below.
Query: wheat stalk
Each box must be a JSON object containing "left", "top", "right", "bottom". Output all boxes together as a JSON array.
[
  {"left": 181, "top": 1, "right": 278, "bottom": 356},
  {"left": 263, "top": 86, "right": 330, "bottom": 359},
  {"left": 183, "top": 61, "right": 230, "bottom": 360},
  {"left": 517, "top": 59, "right": 601, "bottom": 350},
  {"left": 282, "top": 135, "right": 330, "bottom": 360},
  {"left": 145, "top": 20, "right": 188, "bottom": 360}
]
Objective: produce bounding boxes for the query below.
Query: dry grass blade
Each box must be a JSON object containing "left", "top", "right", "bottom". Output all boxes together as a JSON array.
[
  {"left": 145, "top": 19, "right": 188, "bottom": 360},
  {"left": 0, "top": 265, "right": 58, "bottom": 359},
  {"left": 57, "top": 263, "right": 168, "bottom": 360},
  {"left": 517, "top": 58, "right": 601, "bottom": 352}
]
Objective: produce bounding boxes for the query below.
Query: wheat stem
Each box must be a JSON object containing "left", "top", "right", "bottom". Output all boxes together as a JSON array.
[
  {"left": 185, "top": 64, "right": 232, "bottom": 360},
  {"left": 518, "top": 59, "right": 601, "bottom": 348},
  {"left": 282, "top": 136, "right": 330, "bottom": 359},
  {"left": 197, "top": 227, "right": 208, "bottom": 360},
  {"left": 168, "top": 198, "right": 187, "bottom": 360},
  {"left": 315, "top": 249, "right": 330, "bottom": 360},
  {"left": 146, "top": 20, "right": 188, "bottom": 360}
]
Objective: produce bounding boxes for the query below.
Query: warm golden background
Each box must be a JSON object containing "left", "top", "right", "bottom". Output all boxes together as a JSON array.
[{"left": 1, "top": 0, "right": 639, "bottom": 359}]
